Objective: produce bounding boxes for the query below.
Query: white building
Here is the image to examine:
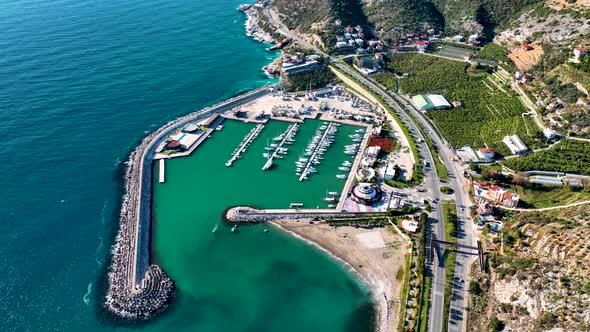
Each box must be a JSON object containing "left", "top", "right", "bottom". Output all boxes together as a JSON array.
[
  {"left": 336, "top": 41, "right": 348, "bottom": 48},
  {"left": 503, "top": 135, "right": 528, "bottom": 155},
  {"left": 543, "top": 128, "right": 557, "bottom": 139},
  {"left": 384, "top": 161, "right": 396, "bottom": 180},
  {"left": 366, "top": 146, "right": 381, "bottom": 158}
]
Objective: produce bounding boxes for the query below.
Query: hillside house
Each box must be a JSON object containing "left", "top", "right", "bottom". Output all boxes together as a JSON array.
[
  {"left": 374, "top": 52, "right": 383, "bottom": 62},
  {"left": 573, "top": 47, "right": 588, "bottom": 63},
  {"left": 473, "top": 182, "right": 520, "bottom": 208},
  {"left": 477, "top": 148, "right": 495, "bottom": 160},
  {"left": 503, "top": 135, "right": 528, "bottom": 155},
  {"left": 336, "top": 41, "right": 348, "bottom": 48},
  {"left": 416, "top": 40, "right": 428, "bottom": 51}
]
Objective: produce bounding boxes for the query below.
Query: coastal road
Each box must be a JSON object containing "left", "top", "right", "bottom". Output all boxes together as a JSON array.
[
  {"left": 365, "top": 76, "right": 478, "bottom": 332},
  {"left": 258, "top": 11, "right": 478, "bottom": 330},
  {"left": 332, "top": 59, "right": 477, "bottom": 331},
  {"left": 331, "top": 62, "right": 451, "bottom": 331}
]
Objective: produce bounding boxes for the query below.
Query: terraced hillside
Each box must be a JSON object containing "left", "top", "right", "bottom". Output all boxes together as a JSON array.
[{"left": 469, "top": 209, "right": 590, "bottom": 331}]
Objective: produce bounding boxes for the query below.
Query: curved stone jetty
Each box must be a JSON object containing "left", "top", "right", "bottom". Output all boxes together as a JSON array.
[
  {"left": 225, "top": 206, "right": 369, "bottom": 223},
  {"left": 106, "top": 85, "right": 275, "bottom": 320}
]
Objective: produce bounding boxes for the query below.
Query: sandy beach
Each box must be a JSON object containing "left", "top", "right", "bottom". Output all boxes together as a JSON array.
[{"left": 271, "top": 219, "right": 408, "bottom": 332}]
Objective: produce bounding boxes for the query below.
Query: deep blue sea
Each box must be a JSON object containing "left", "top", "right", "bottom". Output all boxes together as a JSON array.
[
  {"left": 0, "top": 0, "right": 374, "bottom": 331},
  {"left": 0, "top": 0, "right": 275, "bottom": 330}
]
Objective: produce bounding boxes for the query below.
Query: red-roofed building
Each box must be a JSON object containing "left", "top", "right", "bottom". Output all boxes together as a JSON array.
[
  {"left": 464, "top": 52, "right": 473, "bottom": 61},
  {"left": 478, "top": 148, "right": 495, "bottom": 159},
  {"left": 523, "top": 44, "right": 534, "bottom": 51},
  {"left": 416, "top": 40, "right": 428, "bottom": 51},
  {"left": 368, "top": 136, "right": 395, "bottom": 152},
  {"left": 473, "top": 182, "right": 519, "bottom": 208},
  {"left": 166, "top": 140, "right": 182, "bottom": 150}
]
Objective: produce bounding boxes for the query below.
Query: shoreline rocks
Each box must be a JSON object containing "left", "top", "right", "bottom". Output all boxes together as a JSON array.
[{"left": 239, "top": 4, "right": 275, "bottom": 44}]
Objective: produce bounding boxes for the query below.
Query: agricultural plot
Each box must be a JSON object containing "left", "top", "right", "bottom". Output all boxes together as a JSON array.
[
  {"left": 502, "top": 140, "right": 590, "bottom": 176},
  {"left": 376, "top": 54, "right": 545, "bottom": 154},
  {"left": 512, "top": 185, "right": 590, "bottom": 208}
]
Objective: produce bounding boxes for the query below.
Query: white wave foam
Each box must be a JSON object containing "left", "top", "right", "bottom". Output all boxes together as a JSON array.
[{"left": 83, "top": 282, "right": 92, "bottom": 306}]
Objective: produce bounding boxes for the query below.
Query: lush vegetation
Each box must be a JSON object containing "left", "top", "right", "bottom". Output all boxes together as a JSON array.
[
  {"left": 363, "top": 0, "right": 444, "bottom": 35},
  {"left": 440, "top": 186, "right": 454, "bottom": 194},
  {"left": 475, "top": 43, "right": 515, "bottom": 71},
  {"left": 502, "top": 140, "right": 590, "bottom": 175},
  {"left": 285, "top": 66, "right": 335, "bottom": 91},
  {"left": 374, "top": 54, "right": 546, "bottom": 154},
  {"left": 512, "top": 185, "right": 590, "bottom": 209}
]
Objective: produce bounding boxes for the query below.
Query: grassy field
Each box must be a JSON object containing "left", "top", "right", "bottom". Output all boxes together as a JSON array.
[
  {"left": 502, "top": 140, "right": 590, "bottom": 175},
  {"left": 374, "top": 54, "right": 546, "bottom": 155},
  {"left": 512, "top": 185, "right": 590, "bottom": 209}
]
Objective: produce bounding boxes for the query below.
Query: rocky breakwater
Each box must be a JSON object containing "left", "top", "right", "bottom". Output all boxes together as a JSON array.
[
  {"left": 105, "top": 134, "right": 174, "bottom": 320},
  {"left": 106, "top": 85, "right": 275, "bottom": 320},
  {"left": 226, "top": 206, "right": 362, "bottom": 223},
  {"left": 238, "top": 3, "right": 275, "bottom": 44}
]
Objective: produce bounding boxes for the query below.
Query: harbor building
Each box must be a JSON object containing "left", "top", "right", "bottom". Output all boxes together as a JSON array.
[
  {"left": 168, "top": 132, "right": 202, "bottom": 151},
  {"left": 351, "top": 183, "right": 383, "bottom": 205}
]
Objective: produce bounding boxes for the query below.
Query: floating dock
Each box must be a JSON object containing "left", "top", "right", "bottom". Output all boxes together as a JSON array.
[
  {"left": 158, "top": 159, "right": 165, "bottom": 183},
  {"left": 336, "top": 125, "right": 372, "bottom": 210},
  {"left": 226, "top": 123, "right": 265, "bottom": 167},
  {"left": 299, "top": 122, "right": 336, "bottom": 181},
  {"left": 262, "top": 123, "right": 299, "bottom": 170}
]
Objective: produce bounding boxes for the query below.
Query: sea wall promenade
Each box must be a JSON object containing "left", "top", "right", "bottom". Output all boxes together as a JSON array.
[{"left": 106, "top": 85, "right": 275, "bottom": 320}]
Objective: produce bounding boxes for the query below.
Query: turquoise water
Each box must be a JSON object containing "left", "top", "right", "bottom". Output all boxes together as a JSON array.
[
  {"left": 0, "top": 0, "right": 373, "bottom": 330},
  {"left": 151, "top": 119, "right": 372, "bottom": 332}
]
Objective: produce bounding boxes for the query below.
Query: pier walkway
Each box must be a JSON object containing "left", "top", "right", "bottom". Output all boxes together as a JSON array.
[
  {"left": 262, "top": 123, "right": 299, "bottom": 170},
  {"left": 226, "top": 123, "right": 265, "bottom": 167},
  {"left": 226, "top": 206, "right": 378, "bottom": 223},
  {"left": 299, "top": 122, "right": 336, "bottom": 181},
  {"left": 158, "top": 159, "right": 165, "bottom": 183},
  {"left": 336, "top": 125, "right": 372, "bottom": 210}
]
